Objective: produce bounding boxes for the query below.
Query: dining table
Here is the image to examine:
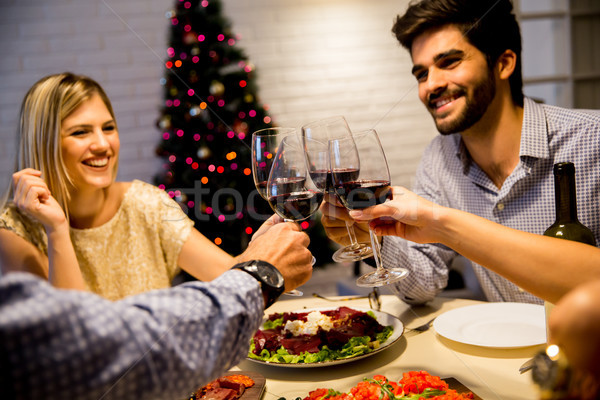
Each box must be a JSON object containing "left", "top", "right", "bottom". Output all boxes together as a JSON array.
[{"left": 233, "top": 294, "right": 545, "bottom": 400}]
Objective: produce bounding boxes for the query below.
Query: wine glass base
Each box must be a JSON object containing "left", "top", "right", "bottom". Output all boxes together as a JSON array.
[
  {"left": 332, "top": 243, "right": 373, "bottom": 262},
  {"left": 356, "top": 268, "right": 409, "bottom": 287},
  {"left": 284, "top": 289, "right": 303, "bottom": 296}
]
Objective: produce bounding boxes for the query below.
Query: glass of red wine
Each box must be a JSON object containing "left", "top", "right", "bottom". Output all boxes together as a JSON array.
[
  {"left": 252, "top": 127, "right": 307, "bottom": 296},
  {"left": 251, "top": 127, "right": 296, "bottom": 205},
  {"left": 267, "top": 135, "right": 325, "bottom": 296},
  {"left": 329, "top": 129, "right": 409, "bottom": 287},
  {"left": 267, "top": 135, "right": 325, "bottom": 223},
  {"left": 302, "top": 116, "right": 373, "bottom": 262}
]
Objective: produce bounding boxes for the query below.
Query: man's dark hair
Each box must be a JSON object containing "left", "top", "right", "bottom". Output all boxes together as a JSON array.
[{"left": 392, "top": 0, "right": 523, "bottom": 106}]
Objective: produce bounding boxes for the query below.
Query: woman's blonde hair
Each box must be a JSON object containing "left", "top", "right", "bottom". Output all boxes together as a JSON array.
[{"left": 3, "top": 72, "right": 117, "bottom": 218}]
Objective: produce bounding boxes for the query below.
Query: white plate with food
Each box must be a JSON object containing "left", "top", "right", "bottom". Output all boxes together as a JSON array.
[
  {"left": 247, "top": 306, "right": 404, "bottom": 367},
  {"left": 433, "top": 302, "right": 546, "bottom": 348}
]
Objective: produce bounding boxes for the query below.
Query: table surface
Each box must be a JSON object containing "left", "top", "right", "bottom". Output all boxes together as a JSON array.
[{"left": 234, "top": 295, "right": 544, "bottom": 400}]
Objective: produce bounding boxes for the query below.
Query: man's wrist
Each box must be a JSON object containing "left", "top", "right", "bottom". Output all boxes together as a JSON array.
[{"left": 231, "top": 260, "right": 285, "bottom": 308}]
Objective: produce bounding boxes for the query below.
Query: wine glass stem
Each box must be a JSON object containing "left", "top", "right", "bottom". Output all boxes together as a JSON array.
[
  {"left": 281, "top": 218, "right": 313, "bottom": 297},
  {"left": 368, "top": 229, "right": 384, "bottom": 271},
  {"left": 345, "top": 221, "right": 361, "bottom": 248}
]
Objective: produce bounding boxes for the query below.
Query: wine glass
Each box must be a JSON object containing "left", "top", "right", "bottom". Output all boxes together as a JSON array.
[
  {"left": 251, "top": 127, "right": 307, "bottom": 296},
  {"left": 302, "top": 116, "right": 373, "bottom": 262},
  {"left": 329, "top": 129, "right": 409, "bottom": 287},
  {"left": 267, "top": 134, "right": 324, "bottom": 223},
  {"left": 251, "top": 127, "right": 296, "bottom": 204},
  {"left": 267, "top": 135, "right": 325, "bottom": 296}
]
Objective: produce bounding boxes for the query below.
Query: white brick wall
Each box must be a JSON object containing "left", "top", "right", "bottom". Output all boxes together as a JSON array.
[
  {"left": 0, "top": 0, "right": 168, "bottom": 194},
  {"left": 0, "top": 0, "right": 437, "bottom": 196},
  {"left": 220, "top": 0, "right": 437, "bottom": 188}
]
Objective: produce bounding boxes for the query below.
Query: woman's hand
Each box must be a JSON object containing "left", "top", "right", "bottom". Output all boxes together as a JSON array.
[
  {"left": 348, "top": 186, "right": 446, "bottom": 244},
  {"left": 12, "top": 169, "right": 68, "bottom": 232},
  {"left": 319, "top": 193, "right": 370, "bottom": 245}
]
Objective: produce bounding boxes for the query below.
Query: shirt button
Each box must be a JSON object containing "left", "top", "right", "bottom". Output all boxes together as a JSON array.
[{"left": 497, "top": 203, "right": 505, "bottom": 211}]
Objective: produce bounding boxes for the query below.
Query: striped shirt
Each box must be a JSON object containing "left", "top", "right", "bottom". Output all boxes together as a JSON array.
[{"left": 383, "top": 97, "right": 600, "bottom": 304}]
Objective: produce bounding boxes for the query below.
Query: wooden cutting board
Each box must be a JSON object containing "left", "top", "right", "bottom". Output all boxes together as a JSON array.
[
  {"left": 190, "top": 371, "right": 265, "bottom": 400},
  {"left": 223, "top": 371, "right": 265, "bottom": 400}
]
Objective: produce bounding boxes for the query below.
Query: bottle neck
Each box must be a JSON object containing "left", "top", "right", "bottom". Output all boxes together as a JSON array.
[{"left": 554, "top": 171, "right": 578, "bottom": 222}]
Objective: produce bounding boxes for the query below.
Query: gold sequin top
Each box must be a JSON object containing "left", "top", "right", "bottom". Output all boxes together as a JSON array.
[{"left": 0, "top": 180, "right": 194, "bottom": 300}]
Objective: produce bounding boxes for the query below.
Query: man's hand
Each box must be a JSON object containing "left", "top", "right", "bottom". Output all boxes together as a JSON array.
[
  {"left": 348, "top": 186, "right": 445, "bottom": 244},
  {"left": 250, "top": 214, "right": 284, "bottom": 242},
  {"left": 319, "top": 193, "right": 370, "bottom": 245},
  {"left": 239, "top": 220, "right": 312, "bottom": 292}
]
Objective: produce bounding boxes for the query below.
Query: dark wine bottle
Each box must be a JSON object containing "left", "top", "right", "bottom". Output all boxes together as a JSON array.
[{"left": 543, "top": 162, "right": 596, "bottom": 245}]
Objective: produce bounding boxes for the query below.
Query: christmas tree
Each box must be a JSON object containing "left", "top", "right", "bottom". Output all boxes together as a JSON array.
[
  {"left": 154, "top": 0, "right": 333, "bottom": 262},
  {"left": 154, "top": 0, "right": 271, "bottom": 256}
]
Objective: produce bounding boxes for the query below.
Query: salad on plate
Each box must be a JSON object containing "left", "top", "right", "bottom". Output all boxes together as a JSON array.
[{"left": 247, "top": 306, "right": 397, "bottom": 365}]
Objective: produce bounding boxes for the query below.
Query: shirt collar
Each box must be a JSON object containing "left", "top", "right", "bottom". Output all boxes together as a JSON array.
[
  {"left": 520, "top": 97, "right": 550, "bottom": 160},
  {"left": 455, "top": 135, "right": 470, "bottom": 174}
]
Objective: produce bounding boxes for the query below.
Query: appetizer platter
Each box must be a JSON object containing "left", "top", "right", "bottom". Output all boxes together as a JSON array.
[
  {"left": 287, "top": 371, "right": 480, "bottom": 400},
  {"left": 247, "top": 306, "right": 403, "bottom": 367}
]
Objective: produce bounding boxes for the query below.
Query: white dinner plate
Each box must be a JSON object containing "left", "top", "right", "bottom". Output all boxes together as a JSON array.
[
  {"left": 247, "top": 307, "right": 404, "bottom": 368},
  {"left": 433, "top": 302, "right": 546, "bottom": 348}
]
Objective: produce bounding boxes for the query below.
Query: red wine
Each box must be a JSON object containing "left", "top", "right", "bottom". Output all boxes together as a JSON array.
[
  {"left": 335, "top": 180, "right": 391, "bottom": 210},
  {"left": 268, "top": 190, "right": 323, "bottom": 220},
  {"left": 257, "top": 177, "right": 306, "bottom": 200},
  {"left": 311, "top": 168, "right": 359, "bottom": 193}
]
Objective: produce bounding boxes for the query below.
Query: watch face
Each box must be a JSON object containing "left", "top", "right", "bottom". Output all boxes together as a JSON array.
[{"left": 257, "top": 263, "right": 284, "bottom": 287}]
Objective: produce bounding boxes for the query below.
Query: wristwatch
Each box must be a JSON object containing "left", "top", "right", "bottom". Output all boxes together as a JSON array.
[{"left": 232, "top": 260, "right": 285, "bottom": 308}]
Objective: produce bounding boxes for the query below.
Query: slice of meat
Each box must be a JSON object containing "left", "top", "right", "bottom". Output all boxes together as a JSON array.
[
  {"left": 281, "top": 335, "right": 322, "bottom": 354},
  {"left": 216, "top": 378, "right": 246, "bottom": 396},
  {"left": 202, "top": 387, "right": 237, "bottom": 400},
  {"left": 194, "top": 374, "right": 256, "bottom": 400},
  {"left": 252, "top": 329, "right": 283, "bottom": 354}
]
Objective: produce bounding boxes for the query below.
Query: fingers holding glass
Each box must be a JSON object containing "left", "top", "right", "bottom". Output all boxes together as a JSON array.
[{"left": 329, "top": 129, "right": 409, "bottom": 287}]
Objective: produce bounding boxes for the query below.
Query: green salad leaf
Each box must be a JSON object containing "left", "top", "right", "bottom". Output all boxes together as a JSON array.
[{"left": 262, "top": 316, "right": 284, "bottom": 330}]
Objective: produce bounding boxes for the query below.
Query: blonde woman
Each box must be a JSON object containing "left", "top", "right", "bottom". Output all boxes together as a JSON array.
[{"left": 0, "top": 73, "right": 253, "bottom": 300}]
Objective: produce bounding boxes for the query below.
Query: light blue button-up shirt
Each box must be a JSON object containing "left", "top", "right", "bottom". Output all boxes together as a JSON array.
[{"left": 384, "top": 97, "right": 600, "bottom": 304}]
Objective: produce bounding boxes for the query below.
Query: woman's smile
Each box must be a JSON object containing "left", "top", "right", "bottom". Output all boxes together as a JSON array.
[{"left": 60, "top": 93, "right": 120, "bottom": 191}]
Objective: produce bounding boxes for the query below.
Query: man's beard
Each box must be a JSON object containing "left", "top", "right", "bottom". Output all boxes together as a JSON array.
[{"left": 429, "top": 69, "right": 496, "bottom": 135}]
